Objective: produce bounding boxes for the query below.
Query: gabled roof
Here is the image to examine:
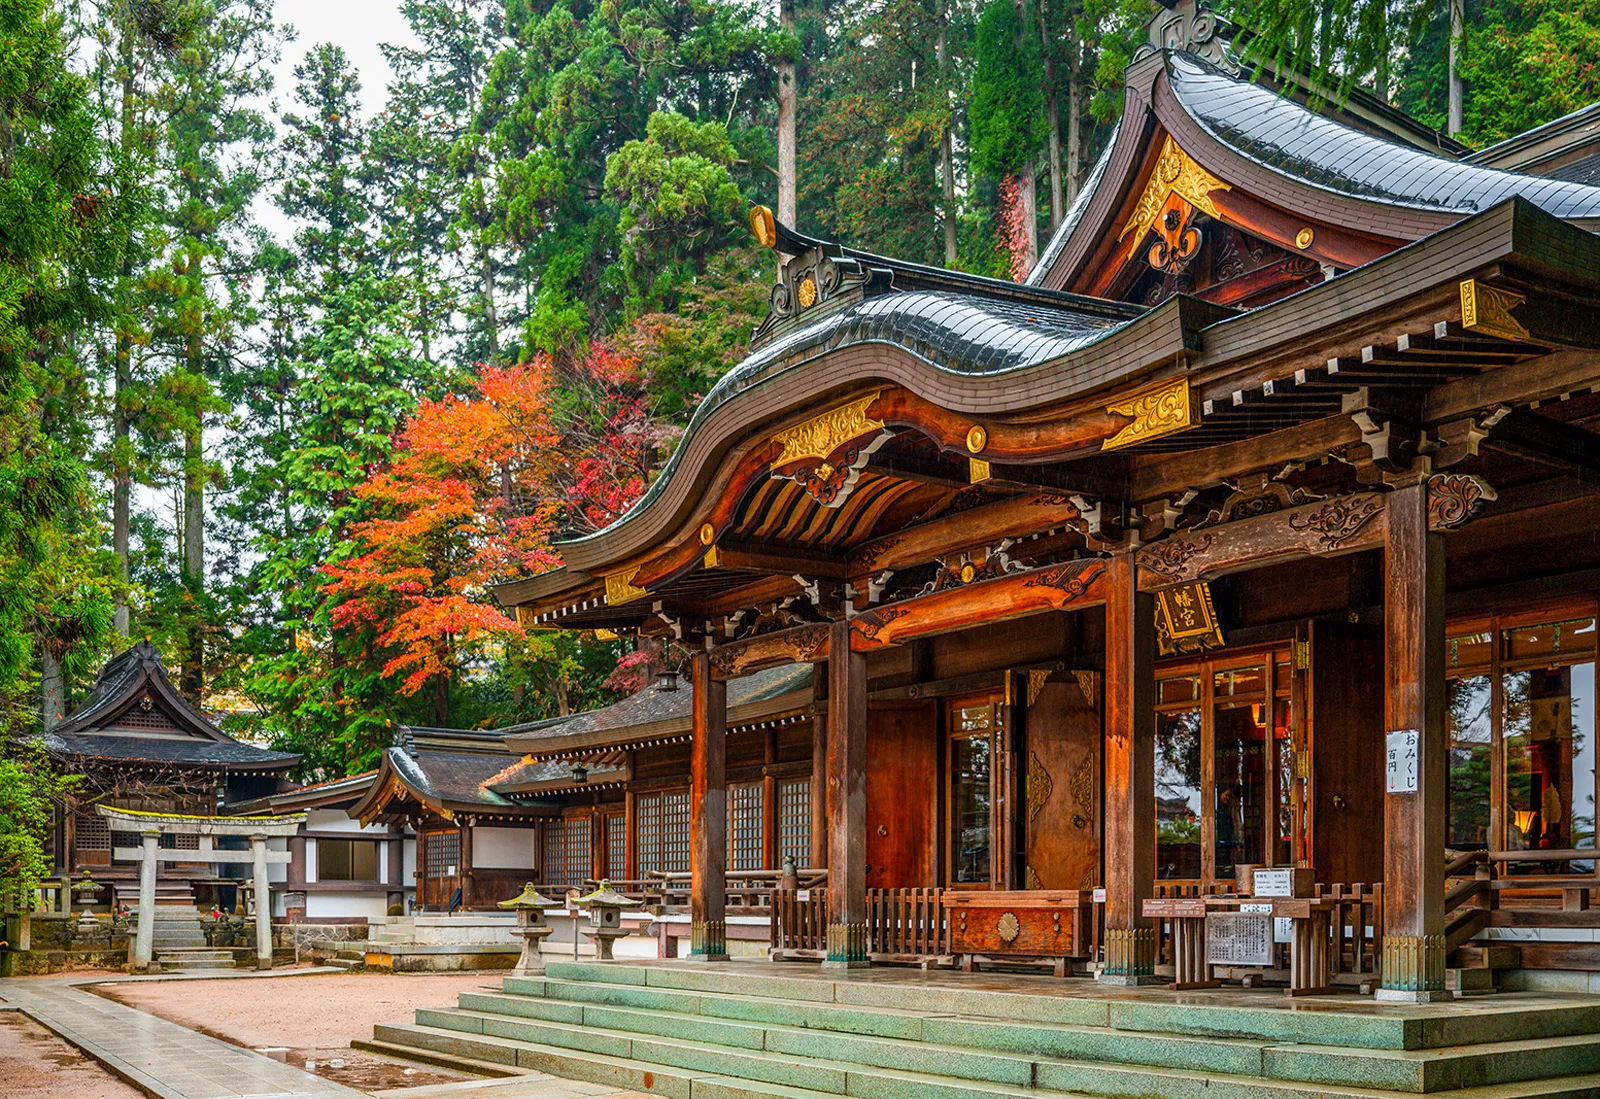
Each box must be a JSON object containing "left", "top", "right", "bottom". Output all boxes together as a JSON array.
[
  {"left": 227, "top": 770, "right": 379, "bottom": 815},
  {"left": 1467, "top": 101, "right": 1600, "bottom": 177},
  {"left": 43, "top": 641, "right": 298, "bottom": 771}
]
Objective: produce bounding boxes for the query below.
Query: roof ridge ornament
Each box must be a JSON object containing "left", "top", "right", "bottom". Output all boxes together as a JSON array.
[{"left": 1142, "top": 0, "right": 1238, "bottom": 74}]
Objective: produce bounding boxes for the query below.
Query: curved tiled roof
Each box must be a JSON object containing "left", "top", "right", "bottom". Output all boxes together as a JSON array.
[
  {"left": 1168, "top": 52, "right": 1600, "bottom": 220},
  {"left": 40, "top": 731, "right": 299, "bottom": 769},
  {"left": 558, "top": 291, "right": 1136, "bottom": 550}
]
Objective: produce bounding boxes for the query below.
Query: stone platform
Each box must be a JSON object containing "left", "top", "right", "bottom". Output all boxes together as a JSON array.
[{"left": 368, "top": 958, "right": 1600, "bottom": 1098}]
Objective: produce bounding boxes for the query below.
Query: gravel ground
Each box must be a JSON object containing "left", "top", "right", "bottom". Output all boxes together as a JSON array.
[
  {"left": 0, "top": 1011, "right": 145, "bottom": 1099},
  {"left": 97, "top": 971, "right": 506, "bottom": 1091}
]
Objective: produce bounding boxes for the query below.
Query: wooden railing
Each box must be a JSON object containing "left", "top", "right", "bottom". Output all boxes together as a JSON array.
[
  {"left": 771, "top": 886, "right": 948, "bottom": 961},
  {"left": 867, "top": 888, "right": 947, "bottom": 959}
]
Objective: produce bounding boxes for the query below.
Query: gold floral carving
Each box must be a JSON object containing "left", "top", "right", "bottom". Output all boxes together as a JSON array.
[
  {"left": 1073, "top": 669, "right": 1097, "bottom": 705},
  {"left": 1102, "top": 377, "right": 1196, "bottom": 451},
  {"left": 604, "top": 566, "right": 648, "bottom": 606},
  {"left": 1027, "top": 752, "right": 1053, "bottom": 821},
  {"left": 1026, "top": 668, "right": 1052, "bottom": 706},
  {"left": 797, "top": 277, "right": 818, "bottom": 308},
  {"left": 1069, "top": 754, "right": 1094, "bottom": 815},
  {"left": 1460, "top": 279, "right": 1529, "bottom": 342},
  {"left": 770, "top": 393, "right": 886, "bottom": 468},
  {"left": 1118, "top": 135, "right": 1231, "bottom": 258},
  {"left": 997, "top": 911, "right": 1021, "bottom": 943},
  {"left": 1026, "top": 865, "right": 1044, "bottom": 890}
]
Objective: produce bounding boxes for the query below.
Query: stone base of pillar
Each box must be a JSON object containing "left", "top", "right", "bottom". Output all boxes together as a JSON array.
[
  {"left": 1377, "top": 934, "right": 1448, "bottom": 1001},
  {"left": 687, "top": 919, "right": 729, "bottom": 961},
  {"left": 255, "top": 958, "right": 273, "bottom": 971},
  {"left": 1098, "top": 926, "right": 1160, "bottom": 985},
  {"left": 823, "top": 921, "right": 868, "bottom": 969}
]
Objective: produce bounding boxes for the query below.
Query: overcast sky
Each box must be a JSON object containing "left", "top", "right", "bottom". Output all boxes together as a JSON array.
[{"left": 271, "top": 0, "right": 416, "bottom": 116}]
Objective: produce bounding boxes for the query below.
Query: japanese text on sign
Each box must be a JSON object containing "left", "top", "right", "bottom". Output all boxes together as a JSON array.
[{"left": 1386, "top": 729, "right": 1419, "bottom": 793}]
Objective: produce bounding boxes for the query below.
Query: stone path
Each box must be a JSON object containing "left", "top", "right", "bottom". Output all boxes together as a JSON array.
[{"left": 0, "top": 973, "right": 361, "bottom": 1099}]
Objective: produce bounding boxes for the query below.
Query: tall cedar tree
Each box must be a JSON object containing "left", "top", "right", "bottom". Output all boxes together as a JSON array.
[{"left": 970, "top": 0, "right": 1046, "bottom": 279}]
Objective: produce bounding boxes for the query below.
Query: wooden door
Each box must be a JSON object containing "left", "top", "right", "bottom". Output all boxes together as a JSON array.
[
  {"left": 865, "top": 702, "right": 937, "bottom": 889},
  {"left": 1024, "top": 672, "right": 1102, "bottom": 890},
  {"left": 946, "top": 692, "right": 1004, "bottom": 888}
]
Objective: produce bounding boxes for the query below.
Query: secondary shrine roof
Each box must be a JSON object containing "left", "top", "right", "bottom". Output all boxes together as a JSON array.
[{"left": 42, "top": 641, "right": 298, "bottom": 772}]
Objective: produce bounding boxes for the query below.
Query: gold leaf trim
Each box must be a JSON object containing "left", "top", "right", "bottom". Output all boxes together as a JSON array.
[
  {"left": 969, "top": 457, "right": 991, "bottom": 484},
  {"left": 604, "top": 566, "right": 648, "bottom": 606},
  {"left": 1118, "top": 135, "right": 1232, "bottom": 258},
  {"left": 1102, "top": 377, "right": 1196, "bottom": 451},
  {"left": 770, "top": 393, "right": 886, "bottom": 468},
  {"left": 1460, "top": 278, "right": 1529, "bottom": 342},
  {"left": 1026, "top": 668, "right": 1052, "bottom": 707},
  {"left": 1027, "top": 751, "right": 1053, "bottom": 821}
]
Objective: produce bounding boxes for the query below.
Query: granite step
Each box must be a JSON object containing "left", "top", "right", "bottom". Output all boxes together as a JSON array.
[
  {"left": 373, "top": 1021, "right": 1600, "bottom": 1099},
  {"left": 416, "top": 999, "right": 1600, "bottom": 1095},
  {"left": 531, "top": 963, "right": 1600, "bottom": 1053}
]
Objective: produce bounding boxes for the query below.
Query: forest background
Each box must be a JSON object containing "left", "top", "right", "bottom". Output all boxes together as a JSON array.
[{"left": 5, "top": 0, "right": 1599, "bottom": 786}]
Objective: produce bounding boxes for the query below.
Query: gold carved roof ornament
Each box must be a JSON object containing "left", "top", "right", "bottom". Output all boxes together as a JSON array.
[
  {"left": 768, "top": 392, "right": 890, "bottom": 507},
  {"left": 1118, "top": 135, "right": 1232, "bottom": 260},
  {"left": 1101, "top": 376, "right": 1197, "bottom": 450},
  {"left": 604, "top": 566, "right": 648, "bottom": 606},
  {"left": 1459, "top": 279, "right": 1530, "bottom": 342}
]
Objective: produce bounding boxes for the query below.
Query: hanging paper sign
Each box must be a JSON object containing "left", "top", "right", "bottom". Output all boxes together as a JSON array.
[
  {"left": 796, "top": 890, "right": 810, "bottom": 902},
  {"left": 1092, "top": 888, "right": 1107, "bottom": 904},
  {"left": 1386, "top": 729, "right": 1420, "bottom": 793},
  {"left": 1275, "top": 917, "right": 1295, "bottom": 944}
]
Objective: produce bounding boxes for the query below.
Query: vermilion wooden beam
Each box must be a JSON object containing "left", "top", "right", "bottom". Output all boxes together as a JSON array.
[{"left": 849, "top": 560, "right": 1108, "bottom": 651}]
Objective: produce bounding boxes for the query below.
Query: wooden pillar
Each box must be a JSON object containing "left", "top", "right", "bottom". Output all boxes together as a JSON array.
[
  {"left": 460, "top": 819, "right": 475, "bottom": 910},
  {"left": 1378, "top": 480, "right": 1449, "bottom": 1001},
  {"left": 1099, "top": 552, "right": 1158, "bottom": 984},
  {"left": 811, "top": 689, "right": 829, "bottom": 869},
  {"left": 287, "top": 834, "right": 307, "bottom": 887},
  {"left": 624, "top": 790, "right": 638, "bottom": 880},
  {"left": 689, "top": 650, "right": 729, "bottom": 959},
  {"left": 825, "top": 618, "right": 869, "bottom": 968},
  {"left": 251, "top": 834, "right": 273, "bottom": 970},
  {"left": 133, "top": 830, "right": 158, "bottom": 971}
]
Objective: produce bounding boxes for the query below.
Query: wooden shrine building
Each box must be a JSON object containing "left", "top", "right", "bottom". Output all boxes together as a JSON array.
[
  {"left": 492, "top": 0, "right": 1600, "bottom": 1001},
  {"left": 38, "top": 641, "right": 299, "bottom": 909}
]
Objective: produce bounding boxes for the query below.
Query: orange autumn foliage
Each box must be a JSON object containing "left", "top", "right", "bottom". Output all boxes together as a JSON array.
[{"left": 324, "top": 359, "right": 565, "bottom": 696}]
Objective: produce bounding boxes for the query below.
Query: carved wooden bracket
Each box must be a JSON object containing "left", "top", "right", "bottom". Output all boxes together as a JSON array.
[
  {"left": 709, "top": 622, "right": 832, "bottom": 680},
  {"left": 1118, "top": 135, "right": 1231, "bottom": 264},
  {"left": 850, "top": 559, "right": 1108, "bottom": 651},
  {"left": 768, "top": 392, "right": 890, "bottom": 507}
]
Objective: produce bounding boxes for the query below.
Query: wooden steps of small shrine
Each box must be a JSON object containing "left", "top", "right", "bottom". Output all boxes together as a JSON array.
[{"left": 364, "top": 961, "right": 1600, "bottom": 1097}]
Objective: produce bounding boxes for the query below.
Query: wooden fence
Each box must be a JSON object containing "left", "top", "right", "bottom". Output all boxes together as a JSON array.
[{"left": 771, "top": 887, "right": 948, "bottom": 962}]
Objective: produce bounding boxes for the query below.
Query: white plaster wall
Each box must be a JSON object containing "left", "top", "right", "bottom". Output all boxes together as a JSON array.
[
  {"left": 403, "top": 837, "right": 417, "bottom": 882},
  {"left": 306, "top": 808, "right": 388, "bottom": 833},
  {"left": 268, "top": 836, "right": 289, "bottom": 884},
  {"left": 306, "top": 892, "right": 388, "bottom": 919},
  {"left": 305, "top": 838, "right": 319, "bottom": 884},
  {"left": 474, "top": 826, "right": 536, "bottom": 869}
]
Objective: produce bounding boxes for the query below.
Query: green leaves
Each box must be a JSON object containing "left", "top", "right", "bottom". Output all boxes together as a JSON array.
[{"left": 970, "top": 0, "right": 1047, "bottom": 180}]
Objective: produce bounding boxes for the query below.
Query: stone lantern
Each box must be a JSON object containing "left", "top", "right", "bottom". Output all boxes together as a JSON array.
[
  {"left": 70, "top": 875, "right": 108, "bottom": 947},
  {"left": 574, "top": 881, "right": 643, "bottom": 960},
  {"left": 497, "top": 882, "right": 559, "bottom": 976}
]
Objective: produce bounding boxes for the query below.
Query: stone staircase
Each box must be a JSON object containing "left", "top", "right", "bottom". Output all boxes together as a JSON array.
[
  {"left": 129, "top": 893, "right": 236, "bottom": 971},
  {"left": 362, "top": 960, "right": 1600, "bottom": 1098}
]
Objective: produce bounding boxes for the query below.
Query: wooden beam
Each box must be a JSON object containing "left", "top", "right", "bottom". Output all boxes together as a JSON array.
[
  {"left": 849, "top": 560, "right": 1108, "bottom": 651},
  {"left": 1484, "top": 409, "right": 1600, "bottom": 474},
  {"left": 1099, "top": 552, "right": 1157, "bottom": 984},
  {"left": 709, "top": 621, "right": 832, "bottom": 681},
  {"left": 824, "top": 618, "right": 868, "bottom": 968},
  {"left": 848, "top": 494, "right": 1084, "bottom": 577},
  {"left": 867, "top": 387, "right": 1134, "bottom": 464},
  {"left": 1423, "top": 348, "right": 1600, "bottom": 423},
  {"left": 712, "top": 540, "right": 850, "bottom": 579},
  {"left": 689, "top": 652, "right": 729, "bottom": 959},
  {"left": 1128, "top": 415, "right": 1363, "bottom": 502},
  {"left": 1378, "top": 480, "right": 1448, "bottom": 1001}
]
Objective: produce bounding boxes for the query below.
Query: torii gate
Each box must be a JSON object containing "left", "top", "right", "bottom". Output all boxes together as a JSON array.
[{"left": 98, "top": 806, "right": 305, "bottom": 971}]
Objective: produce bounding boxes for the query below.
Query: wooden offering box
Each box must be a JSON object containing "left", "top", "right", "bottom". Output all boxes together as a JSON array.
[{"left": 944, "top": 890, "right": 1091, "bottom": 974}]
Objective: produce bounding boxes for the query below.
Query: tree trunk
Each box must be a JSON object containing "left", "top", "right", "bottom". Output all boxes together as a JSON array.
[
  {"left": 481, "top": 247, "right": 500, "bottom": 361},
  {"left": 1447, "top": 0, "right": 1464, "bottom": 135},
  {"left": 182, "top": 408, "right": 204, "bottom": 702},
  {"left": 1039, "top": 2, "right": 1062, "bottom": 230},
  {"left": 1019, "top": 162, "right": 1038, "bottom": 277},
  {"left": 777, "top": 0, "right": 797, "bottom": 233},
  {"left": 41, "top": 645, "right": 63, "bottom": 732},
  {"left": 1066, "top": 41, "right": 1082, "bottom": 204},
  {"left": 112, "top": 25, "right": 136, "bottom": 638},
  {"left": 937, "top": 11, "right": 957, "bottom": 265}
]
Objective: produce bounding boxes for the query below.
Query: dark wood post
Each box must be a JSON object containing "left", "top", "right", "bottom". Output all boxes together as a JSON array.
[
  {"left": 287, "top": 834, "right": 307, "bottom": 887},
  {"left": 386, "top": 826, "right": 404, "bottom": 912},
  {"left": 1378, "top": 479, "right": 1449, "bottom": 1000},
  {"left": 459, "top": 819, "right": 474, "bottom": 910},
  {"left": 811, "top": 675, "right": 829, "bottom": 869},
  {"left": 690, "top": 649, "right": 730, "bottom": 959},
  {"left": 1099, "top": 551, "right": 1158, "bottom": 984},
  {"left": 825, "top": 618, "right": 869, "bottom": 968}
]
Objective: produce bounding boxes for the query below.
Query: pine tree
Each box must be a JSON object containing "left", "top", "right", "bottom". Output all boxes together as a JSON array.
[{"left": 971, "top": 0, "right": 1046, "bottom": 279}]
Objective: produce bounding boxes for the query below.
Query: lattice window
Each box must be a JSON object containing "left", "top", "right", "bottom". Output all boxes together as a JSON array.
[
  {"left": 174, "top": 833, "right": 201, "bottom": 850},
  {"left": 75, "top": 813, "right": 110, "bottom": 851},
  {"left": 541, "top": 821, "right": 566, "bottom": 886},
  {"left": 635, "top": 789, "right": 691, "bottom": 875},
  {"left": 110, "top": 830, "right": 139, "bottom": 859},
  {"left": 727, "top": 781, "right": 765, "bottom": 871},
  {"left": 661, "top": 790, "right": 690, "bottom": 874},
  {"left": 778, "top": 779, "right": 811, "bottom": 867},
  {"left": 111, "top": 696, "right": 179, "bottom": 730},
  {"left": 425, "top": 831, "right": 459, "bottom": 879},
  {"left": 563, "top": 816, "right": 591, "bottom": 886},
  {"left": 606, "top": 814, "right": 626, "bottom": 879}
]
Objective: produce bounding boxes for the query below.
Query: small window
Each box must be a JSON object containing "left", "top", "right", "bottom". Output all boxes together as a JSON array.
[{"left": 318, "top": 839, "right": 378, "bottom": 881}]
